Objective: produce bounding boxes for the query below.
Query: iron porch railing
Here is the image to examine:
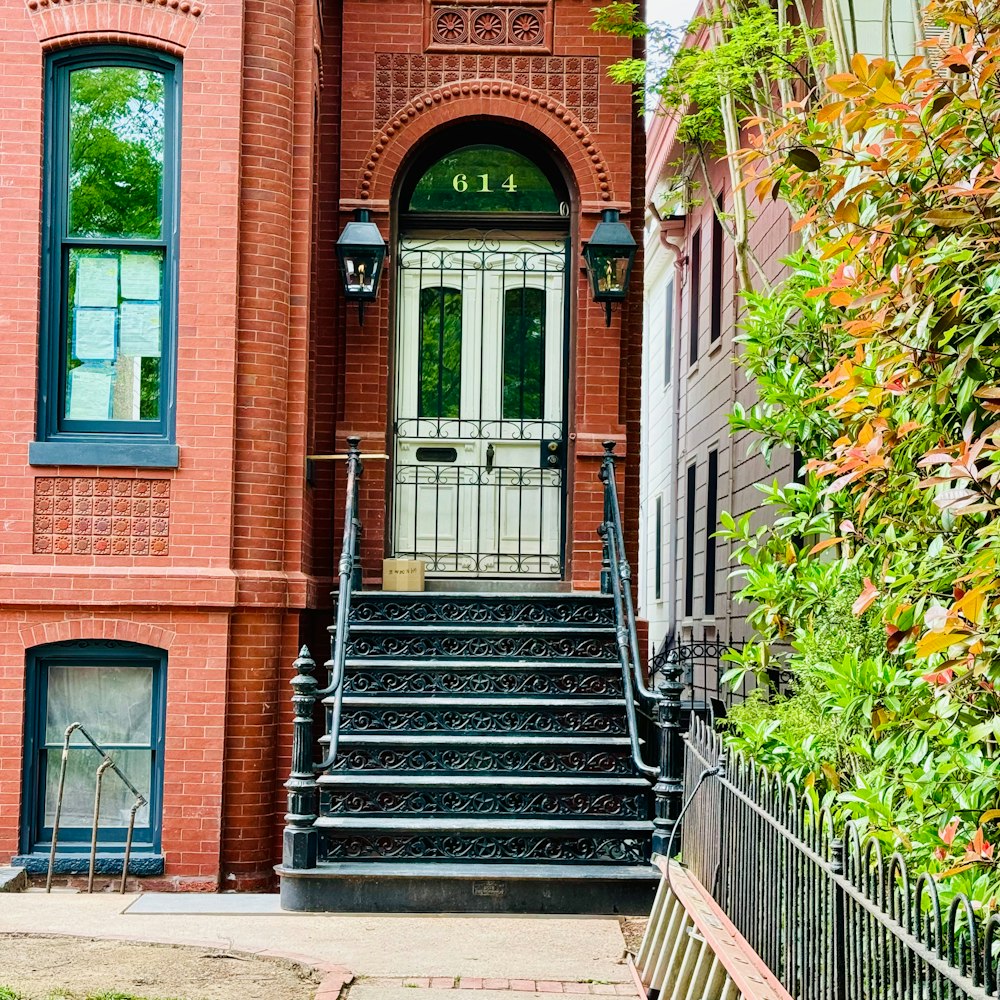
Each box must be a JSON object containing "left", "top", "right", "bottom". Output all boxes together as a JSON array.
[
  {"left": 282, "top": 437, "right": 363, "bottom": 870},
  {"left": 599, "top": 441, "right": 658, "bottom": 782},
  {"left": 315, "top": 435, "right": 363, "bottom": 772},
  {"left": 681, "top": 717, "right": 1000, "bottom": 1000}
]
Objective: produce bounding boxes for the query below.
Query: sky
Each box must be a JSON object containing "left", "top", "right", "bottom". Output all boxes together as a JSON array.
[{"left": 646, "top": 0, "right": 700, "bottom": 31}]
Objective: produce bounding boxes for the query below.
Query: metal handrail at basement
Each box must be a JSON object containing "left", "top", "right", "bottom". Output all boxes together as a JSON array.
[
  {"left": 46, "top": 721, "right": 147, "bottom": 895},
  {"left": 599, "top": 441, "right": 658, "bottom": 781}
]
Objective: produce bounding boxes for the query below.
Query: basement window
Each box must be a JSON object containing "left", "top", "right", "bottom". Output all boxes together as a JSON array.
[{"left": 20, "top": 641, "right": 166, "bottom": 867}]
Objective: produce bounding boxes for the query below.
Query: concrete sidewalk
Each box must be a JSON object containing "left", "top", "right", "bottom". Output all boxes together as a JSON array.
[{"left": 0, "top": 891, "right": 639, "bottom": 999}]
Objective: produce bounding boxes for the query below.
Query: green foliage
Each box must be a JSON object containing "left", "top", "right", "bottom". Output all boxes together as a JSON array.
[
  {"left": 714, "top": 2, "right": 1000, "bottom": 895},
  {"left": 596, "top": 1, "right": 830, "bottom": 141}
]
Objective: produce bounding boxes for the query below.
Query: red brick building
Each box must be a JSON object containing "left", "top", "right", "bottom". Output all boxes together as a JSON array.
[{"left": 0, "top": 0, "right": 646, "bottom": 897}]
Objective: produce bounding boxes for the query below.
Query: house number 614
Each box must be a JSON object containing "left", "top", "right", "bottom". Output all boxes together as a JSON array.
[{"left": 452, "top": 173, "right": 518, "bottom": 193}]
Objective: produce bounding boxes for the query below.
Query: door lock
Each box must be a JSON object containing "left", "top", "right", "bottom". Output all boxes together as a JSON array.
[
  {"left": 486, "top": 443, "right": 496, "bottom": 473},
  {"left": 540, "top": 439, "right": 563, "bottom": 469}
]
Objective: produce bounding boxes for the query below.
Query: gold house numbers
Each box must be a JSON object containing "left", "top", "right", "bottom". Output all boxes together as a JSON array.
[
  {"left": 451, "top": 172, "right": 519, "bottom": 194},
  {"left": 408, "top": 145, "right": 560, "bottom": 214}
]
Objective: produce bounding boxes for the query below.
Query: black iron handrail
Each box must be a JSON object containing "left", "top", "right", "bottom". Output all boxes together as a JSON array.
[
  {"left": 314, "top": 436, "right": 363, "bottom": 772},
  {"left": 46, "top": 722, "right": 147, "bottom": 895},
  {"left": 599, "top": 441, "right": 658, "bottom": 781}
]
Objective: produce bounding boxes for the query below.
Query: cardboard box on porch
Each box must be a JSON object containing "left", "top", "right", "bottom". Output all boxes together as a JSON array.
[{"left": 383, "top": 558, "right": 426, "bottom": 592}]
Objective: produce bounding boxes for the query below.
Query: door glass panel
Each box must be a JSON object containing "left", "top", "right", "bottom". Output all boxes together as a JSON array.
[
  {"left": 68, "top": 66, "right": 165, "bottom": 240},
  {"left": 503, "top": 286, "right": 544, "bottom": 420},
  {"left": 419, "top": 286, "right": 462, "bottom": 418}
]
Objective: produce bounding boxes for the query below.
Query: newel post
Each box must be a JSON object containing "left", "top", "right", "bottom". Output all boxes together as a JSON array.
[
  {"left": 651, "top": 665, "right": 685, "bottom": 857},
  {"left": 282, "top": 645, "right": 319, "bottom": 870}
]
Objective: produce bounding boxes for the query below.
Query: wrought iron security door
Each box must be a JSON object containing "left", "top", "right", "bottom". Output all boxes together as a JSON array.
[{"left": 393, "top": 236, "right": 567, "bottom": 576}]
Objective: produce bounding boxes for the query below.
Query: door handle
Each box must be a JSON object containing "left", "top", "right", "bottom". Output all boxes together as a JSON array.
[{"left": 486, "top": 443, "right": 495, "bottom": 473}]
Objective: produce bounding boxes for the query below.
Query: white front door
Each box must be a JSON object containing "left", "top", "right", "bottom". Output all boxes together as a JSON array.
[{"left": 393, "top": 237, "right": 566, "bottom": 577}]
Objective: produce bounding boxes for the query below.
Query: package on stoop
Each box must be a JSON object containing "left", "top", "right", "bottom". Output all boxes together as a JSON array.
[{"left": 382, "top": 558, "right": 426, "bottom": 592}]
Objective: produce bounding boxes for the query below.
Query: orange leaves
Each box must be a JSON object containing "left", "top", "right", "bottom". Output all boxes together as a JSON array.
[
  {"left": 915, "top": 630, "right": 966, "bottom": 658},
  {"left": 964, "top": 827, "right": 995, "bottom": 864},
  {"left": 834, "top": 201, "right": 860, "bottom": 227},
  {"left": 852, "top": 577, "right": 880, "bottom": 616},
  {"left": 816, "top": 100, "right": 848, "bottom": 123}
]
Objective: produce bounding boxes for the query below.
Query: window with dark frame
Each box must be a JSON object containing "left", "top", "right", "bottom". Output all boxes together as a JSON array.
[
  {"left": 688, "top": 229, "right": 701, "bottom": 365},
  {"left": 21, "top": 641, "right": 166, "bottom": 858},
  {"left": 684, "top": 462, "right": 696, "bottom": 617},
  {"left": 706, "top": 450, "right": 718, "bottom": 616},
  {"left": 32, "top": 48, "right": 181, "bottom": 468},
  {"left": 663, "top": 276, "right": 674, "bottom": 387},
  {"left": 654, "top": 494, "right": 662, "bottom": 601},
  {"left": 710, "top": 205, "right": 723, "bottom": 344}
]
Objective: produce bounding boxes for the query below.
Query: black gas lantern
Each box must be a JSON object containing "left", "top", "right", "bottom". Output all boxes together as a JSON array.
[
  {"left": 582, "top": 208, "right": 637, "bottom": 326},
  {"left": 336, "top": 209, "right": 388, "bottom": 323}
]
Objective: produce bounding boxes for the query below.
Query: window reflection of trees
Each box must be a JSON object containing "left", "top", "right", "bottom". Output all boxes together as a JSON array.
[
  {"left": 419, "top": 286, "right": 462, "bottom": 419},
  {"left": 68, "top": 66, "right": 165, "bottom": 240},
  {"left": 503, "top": 286, "right": 544, "bottom": 420}
]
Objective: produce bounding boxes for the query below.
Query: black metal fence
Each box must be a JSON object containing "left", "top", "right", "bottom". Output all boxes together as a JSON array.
[
  {"left": 682, "top": 716, "right": 1000, "bottom": 1000},
  {"left": 649, "top": 632, "right": 750, "bottom": 724}
]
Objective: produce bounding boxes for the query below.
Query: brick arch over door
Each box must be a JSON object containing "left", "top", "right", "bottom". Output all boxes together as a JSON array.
[
  {"left": 357, "top": 83, "right": 616, "bottom": 207},
  {"left": 19, "top": 618, "right": 177, "bottom": 651}
]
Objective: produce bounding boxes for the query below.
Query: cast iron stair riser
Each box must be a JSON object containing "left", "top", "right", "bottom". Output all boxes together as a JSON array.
[
  {"left": 340, "top": 659, "right": 624, "bottom": 697},
  {"left": 283, "top": 592, "right": 657, "bottom": 913},
  {"left": 315, "top": 818, "right": 652, "bottom": 865},
  {"left": 318, "top": 774, "right": 651, "bottom": 820},
  {"left": 338, "top": 695, "right": 629, "bottom": 736}
]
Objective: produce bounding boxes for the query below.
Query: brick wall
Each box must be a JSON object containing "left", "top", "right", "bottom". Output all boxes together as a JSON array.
[
  {"left": 334, "top": 0, "right": 643, "bottom": 591},
  {"left": 0, "top": 0, "right": 646, "bottom": 887}
]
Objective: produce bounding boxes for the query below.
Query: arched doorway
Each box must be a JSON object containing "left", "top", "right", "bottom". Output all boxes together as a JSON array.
[{"left": 391, "top": 127, "right": 572, "bottom": 578}]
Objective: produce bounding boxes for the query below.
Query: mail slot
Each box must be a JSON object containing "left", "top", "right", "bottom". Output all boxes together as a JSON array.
[{"left": 415, "top": 446, "right": 458, "bottom": 463}]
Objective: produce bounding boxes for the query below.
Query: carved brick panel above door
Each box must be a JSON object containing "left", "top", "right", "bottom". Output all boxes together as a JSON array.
[{"left": 426, "top": 2, "right": 553, "bottom": 53}]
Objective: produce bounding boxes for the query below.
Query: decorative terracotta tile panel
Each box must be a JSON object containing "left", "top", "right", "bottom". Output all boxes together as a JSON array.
[
  {"left": 427, "top": 2, "right": 552, "bottom": 53},
  {"left": 34, "top": 478, "right": 170, "bottom": 556},
  {"left": 374, "top": 52, "right": 599, "bottom": 128}
]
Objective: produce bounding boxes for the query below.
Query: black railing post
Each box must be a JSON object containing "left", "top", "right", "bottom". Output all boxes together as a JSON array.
[
  {"left": 651, "top": 667, "right": 685, "bottom": 857},
  {"left": 829, "top": 837, "right": 849, "bottom": 1000},
  {"left": 346, "top": 436, "right": 363, "bottom": 591},
  {"left": 599, "top": 441, "right": 615, "bottom": 595},
  {"left": 282, "top": 645, "right": 319, "bottom": 870}
]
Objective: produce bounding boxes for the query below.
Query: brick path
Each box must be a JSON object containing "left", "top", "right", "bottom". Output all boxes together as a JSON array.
[{"left": 380, "top": 979, "right": 638, "bottom": 995}]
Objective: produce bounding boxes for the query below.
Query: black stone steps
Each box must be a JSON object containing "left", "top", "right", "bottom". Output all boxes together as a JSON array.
[
  {"left": 342, "top": 660, "right": 624, "bottom": 697},
  {"left": 323, "top": 733, "right": 638, "bottom": 775},
  {"left": 283, "top": 590, "right": 653, "bottom": 913},
  {"left": 317, "top": 773, "right": 650, "bottom": 820},
  {"left": 345, "top": 630, "right": 619, "bottom": 661},
  {"left": 278, "top": 861, "right": 658, "bottom": 915},
  {"left": 314, "top": 816, "right": 651, "bottom": 865},
  {"left": 338, "top": 695, "right": 627, "bottom": 736}
]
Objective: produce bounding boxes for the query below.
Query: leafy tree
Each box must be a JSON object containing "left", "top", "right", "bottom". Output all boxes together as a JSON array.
[{"left": 602, "top": 0, "right": 1000, "bottom": 894}]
